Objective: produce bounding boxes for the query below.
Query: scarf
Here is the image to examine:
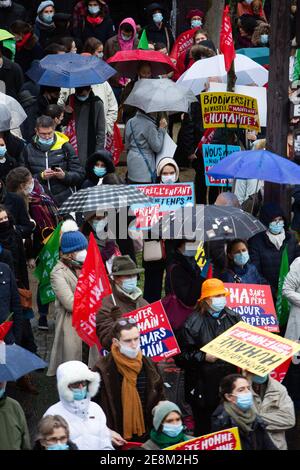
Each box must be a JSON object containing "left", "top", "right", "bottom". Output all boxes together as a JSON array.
[
  {"left": 111, "top": 343, "right": 145, "bottom": 440},
  {"left": 224, "top": 401, "right": 257, "bottom": 435},
  {"left": 266, "top": 230, "right": 286, "bottom": 250},
  {"left": 86, "top": 15, "right": 103, "bottom": 25},
  {"left": 115, "top": 283, "right": 143, "bottom": 301},
  {"left": 150, "top": 429, "right": 187, "bottom": 449},
  {"left": 16, "top": 32, "right": 33, "bottom": 51}
]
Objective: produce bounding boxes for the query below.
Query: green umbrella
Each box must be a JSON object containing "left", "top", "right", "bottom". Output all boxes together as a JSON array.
[
  {"left": 237, "top": 47, "right": 269, "bottom": 66},
  {"left": 0, "top": 29, "right": 14, "bottom": 41},
  {"left": 0, "top": 29, "right": 16, "bottom": 61}
]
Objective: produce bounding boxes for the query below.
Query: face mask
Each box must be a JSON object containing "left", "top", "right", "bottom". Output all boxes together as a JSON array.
[
  {"left": 0, "top": 387, "right": 5, "bottom": 399},
  {"left": 235, "top": 392, "right": 253, "bottom": 411},
  {"left": 42, "top": 13, "right": 54, "bottom": 23},
  {"left": 0, "top": 146, "right": 6, "bottom": 157},
  {"left": 161, "top": 174, "right": 176, "bottom": 184},
  {"left": 183, "top": 248, "right": 197, "bottom": 258},
  {"left": 93, "top": 166, "right": 107, "bottom": 178},
  {"left": 233, "top": 251, "right": 250, "bottom": 267},
  {"left": 88, "top": 5, "right": 100, "bottom": 14},
  {"left": 210, "top": 296, "right": 227, "bottom": 313},
  {"left": 260, "top": 34, "right": 269, "bottom": 44},
  {"left": 96, "top": 52, "right": 104, "bottom": 59},
  {"left": 38, "top": 136, "right": 54, "bottom": 147},
  {"left": 0, "top": 220, "right": 10, "bottom": 231},
  {"left": 92, "top": 217, "right": 107, "bottom": 234},
  {"left": 72, "top": 386, "right": 87, "bottom": 401},
  {"left": 269, "top": 221, "right": 284, "bottom": 235},
  {"left": 191, "top": 19, "right": 202, "bottom": 28},
  {"left": 47, "top": 443, "right": 69, "bottom": 451},
  {"left": 74, "top": 249, "right": 87, "bottom": 264},
  {"left": 121, "top": 33, "right": 132, "bottom": 41},
  {"left": 0, "top": 0, "right": 12, "bottom": 7},
  {"left": 76, "top": 94, "right": 89, "bottom": 102},
  {"left": 24, "top": 180, "right": 35, "bottom": 195},
  {"left": 244, "top": 0, "right": 253, "bottom": 4},
  {"left": 153, "top": 13, "right": 163, "bottom": 23},
  {"left": 122, "top": 277, "right": 138, "bottom": 293},
  {"left": 252, "top": 374, "right": 268, "bottom": 384},
  {"left": 162, "top": 423, "right": 184, "bottom": 438},
  {"left": 119, "top": 342, "right": 140, "bottom": 359}
]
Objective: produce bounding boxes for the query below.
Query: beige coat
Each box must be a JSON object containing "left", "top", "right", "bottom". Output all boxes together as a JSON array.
[
  {"left": 47, "top": 260, "right": 99, "bottom": 376},
  {"left": 252, "top": 377, "right": 295, "bottom": 450}
]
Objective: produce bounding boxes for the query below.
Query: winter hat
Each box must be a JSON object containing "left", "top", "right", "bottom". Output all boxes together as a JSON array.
[
  {"left": 37, "top": 1, "right": 54, "bottom": 15},
  {"left": 186, "top": 9, "right": 204, "bottom": 20},
  {"left": 152, "top": 401, "right": 182, "bottom": 431},
  {"left": 60, "top": 219, "right": 88, "bottom": 254},
  {"left": 56, "top": 361, "right": 100, "bottom": 402},
  {"left": 156, "top": 157, "right": 179, "bottom": 181},
  {"left": 259, "top": 203, "right": 286, "bottom": 227}
]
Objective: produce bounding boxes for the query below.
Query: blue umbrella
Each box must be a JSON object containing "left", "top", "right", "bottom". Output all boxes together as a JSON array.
[
  {"left": 237, "top": 47, "right": 269, "bottom": 66},
  {"left": 27, "top": 53, "right": 116, "bottom": 88},
  {"left": 207, "top": 150, "right": 300, "bottom": 185},
  {"left": 0, "top": 343, "right": 47, "bottom": 381}
]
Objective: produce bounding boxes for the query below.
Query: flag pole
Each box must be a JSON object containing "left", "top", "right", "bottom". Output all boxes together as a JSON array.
[{"left": 111, "top": 293, "right": 117, "bottom": 306}]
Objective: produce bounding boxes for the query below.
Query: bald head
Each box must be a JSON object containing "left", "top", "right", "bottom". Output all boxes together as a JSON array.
[{"left": 215, "top": 192, "right": 240, "bottom": 208}]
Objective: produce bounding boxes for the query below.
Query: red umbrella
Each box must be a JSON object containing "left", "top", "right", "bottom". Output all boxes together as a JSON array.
[{"left": 107, "top": 49, "right": 176, "bottom": 79}]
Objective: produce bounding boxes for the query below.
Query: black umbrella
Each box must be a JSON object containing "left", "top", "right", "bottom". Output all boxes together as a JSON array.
[{"left": 148, "top": 205, "right": 266, "bottom": 241}]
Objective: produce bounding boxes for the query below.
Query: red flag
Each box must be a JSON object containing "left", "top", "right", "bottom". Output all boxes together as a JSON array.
[
  {"left": 220, "top": 5, "right": 236, "bottom": 72},
  {"left": 197, "top": 128, "right": 216, "bottom": 152},
  {"left": 73, "top": 233, "right": 112, "bottom": 349},
  {"left": 105, "top": 122, "right": 124, "bottom": 166},
  {"left": 270, "top": 358, "right": 292, "bottom": 383},
  {"left": 170, "top": 27, "right": 200, "bottom": 61},
  {"left": 0, "top": 321, "right": 13, "bottom": 341}
]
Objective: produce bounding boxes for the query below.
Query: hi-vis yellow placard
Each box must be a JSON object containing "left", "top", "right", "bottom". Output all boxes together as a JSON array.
[
  {"left": 165, "top": 427, "right": 241, "bottom": 450},
  {"left": 200, "top": 92, "right": 260, "bottom": 132},
  {"left": 201, "top": 321, "right": 300, "bottom": 376}
]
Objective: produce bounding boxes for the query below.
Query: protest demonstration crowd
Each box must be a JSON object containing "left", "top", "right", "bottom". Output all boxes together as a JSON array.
[{"left": 1, "top": 0, "right": 300, "bottom": 455}]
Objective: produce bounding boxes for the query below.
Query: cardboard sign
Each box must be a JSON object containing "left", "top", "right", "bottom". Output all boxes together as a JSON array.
[
  {"left": 202, "top": 144, "right": 240, "bottom": 187},
  {"left": 123, "top": 301, "right": 180, "bottom": 362},
  {"left": 132, "top": 183, "right": 194, "bottom": 230},
  {"left": 201, "top": 322, "right": 300, "bottom": 376},
  {"left": 224, "top": 283, "right": 279, "bottom": 332},
  {"left": 200, "top": 92, "right": 260, "bottom": 132},
  {"left": 165, "top": 427, "right": 241, "bottom": 451}
]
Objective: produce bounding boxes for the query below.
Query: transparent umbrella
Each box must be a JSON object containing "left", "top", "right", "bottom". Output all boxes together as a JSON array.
[{"left": 0, "top": 92, "right": 27, "bottom": 131}]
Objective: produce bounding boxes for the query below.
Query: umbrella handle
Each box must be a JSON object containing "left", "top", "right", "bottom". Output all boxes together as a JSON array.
[{"left": 250, "top": 179, "right": 260, "bottom": 214}]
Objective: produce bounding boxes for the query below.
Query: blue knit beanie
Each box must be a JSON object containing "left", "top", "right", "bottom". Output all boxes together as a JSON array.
[
  {"left": 60, "top": 220, "right": 88, "bottom": 254},
  {"left": 152, "top": 401, "right": 182, "bottom": 431},
  {"left": 37, "top": 1, "right": 54, "bottom": 15}
]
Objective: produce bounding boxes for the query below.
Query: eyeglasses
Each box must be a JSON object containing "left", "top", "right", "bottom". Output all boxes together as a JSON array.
[
  {"left": 69, "top": 380, "right": 88, "bottom": 388},
  {"left": 117, "top": 318, "right": 137, "bottom": 326},
  {"left": 46, "top": 436, "right": 68, "bottom": 444}
]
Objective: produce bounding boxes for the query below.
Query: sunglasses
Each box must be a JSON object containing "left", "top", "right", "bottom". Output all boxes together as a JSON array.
[{"left": 117, "top": 318, "right": 137, "bottom": 326}]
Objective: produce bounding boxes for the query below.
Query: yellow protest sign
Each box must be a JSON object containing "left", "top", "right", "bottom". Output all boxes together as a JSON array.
[
  {"left": 165, "top": 427, "right": 241, "bottom": 451},
  {"left": 201, "top": 321, "right": 300, "bottom": 376},
  {"left": 200, "top": 92, "right": 260, "bottom": 132},
  {"left": 195, "top": 241, "right": 206, "bottom": 268}
]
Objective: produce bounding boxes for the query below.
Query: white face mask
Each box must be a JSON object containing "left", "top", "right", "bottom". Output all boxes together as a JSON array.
[
  {"left": 119, "top": 341, "right": 141, "bottom": 359},
  {"left": 161, "top": 174, "right": 176, "bottom": 184},
  {"left": 92, "top": 217, "right": 108, "bottom": 237},
  {"left": 74, "top": 249, "right": 87, "bottom": 263},
  {"left": 24, "top": 180, "right": 34, "bottom": 194}
]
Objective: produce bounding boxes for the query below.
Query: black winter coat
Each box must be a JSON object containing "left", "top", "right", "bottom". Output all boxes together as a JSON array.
[
  {"left": 0, "top": 244, "right": 14, "bottom": 272},
  {"left": 0, "top": 189, "right": 35, "bottom": 239},
  {"left": 0, "top": 57, "right": 24, "bottom": 101},
  {"left": 248, "top": 230, "right": 300, "bottom": 298},
  {"left": 144, "top": 22, "right": 174, "bottom": 53},
  {"left": 76, "top": 15, "right": 115, "bottom": 45},
  {"left": 211, "top": 404, "right": 278, "bottom": 450},
  {"left": 0, "top": 262, "right": 23, "bottom": 345},
  {"left": 2, "top": 131, "right": 25, "bottom": 164},
  {"left": 0, "top": 2, "right": 26, "bottom": 29},
  {"left": 0, "top": 221, "right": 29, "bottom": 289},
  {"left": 177, "top": 307, "right": 240, "bottom": 410}
]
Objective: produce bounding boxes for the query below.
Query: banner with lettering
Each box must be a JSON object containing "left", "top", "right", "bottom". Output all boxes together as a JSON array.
[
  {"left": 202, "top": 144, "right": 240, "bottom": 187},
  {"left": 165, "top": 427, "right": 241, "bottom": 451}
]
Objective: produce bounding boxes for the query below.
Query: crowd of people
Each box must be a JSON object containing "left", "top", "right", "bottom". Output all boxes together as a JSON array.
[{"left": 0, "top": 0, "right": 300, "bottom": 453}]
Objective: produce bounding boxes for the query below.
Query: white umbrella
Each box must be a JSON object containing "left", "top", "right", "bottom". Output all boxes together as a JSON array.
[
  {"left": 124, "top": 78, "right": 197, "bottom": 113},
  {"left": 0, "top": 92, "right": 27, "bottom": 131},
  {"left": 177, "top": 54, "right": 268, "bottom": 95}
]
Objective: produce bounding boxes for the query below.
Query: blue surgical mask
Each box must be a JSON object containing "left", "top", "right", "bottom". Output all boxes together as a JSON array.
[
  {"left": 76, "top": 94, "right": 89, "bottom": 102},
  {"left": 47, "top": 443, "right": 69, "bottom": 451},
  {"left": 153, "top": 12, "right": 163, "bottom": 23},
  {"left": 252, "top": 374, "right": 268, "bottom": 384},
  {"left": 191, "top": 20, "right": 202, "bottom": 28},
  {"left": 93, "top": 166, "right": 107, "bottom": 178},
  {"left": 0, "top": 146, "right": 6, "bottom": 157},
  {"left": 72, "top": 386, "right": 87, "bottom": 401},
  {"left": 38, "top": 136, "right": 54, "bottom": 147},
  {"left": 210, "top": 296, "right": 227, "bottom": 313},
  {"left": 269, "top": 221, "right": 284, "bottom": 235},
  {"left": 92, "top": 217, "right": 107, "bottom": 234},
  {"left": 183, "top": 249, "right": 197, "bottom": 258},
  {"left": 260, "top": 34, "right": 269, "bottom": 45},
  {"left": 88, "top": 5, "right": 100, "bottom": 14},
  {"left": 162, "top": 423, "right": 184, "bottom": 437},
  {"left": 119, "top": 342, "right": 140, "bottom": 359},
  {"left": 235, "top": 392, "right": 253, "bottom": 411},
  {"left": 42, "top": 13, "right": 54, "bottom": 23},
  {"left": 122, "top": 277, "right": 138, "bottom": 293},
  {"left": 233, "top": 251, "right": 250, "bottom": 267},
  {"left": 0, "top": 387, "right": 5, "bottom": 399},
  {"left": 161, "top": 174, "right": 176, "bottom": 184}
]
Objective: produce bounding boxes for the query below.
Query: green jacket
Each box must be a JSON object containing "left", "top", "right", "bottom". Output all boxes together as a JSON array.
[{"left": 0, "top": 395, "right": 31, "bottom": 450}]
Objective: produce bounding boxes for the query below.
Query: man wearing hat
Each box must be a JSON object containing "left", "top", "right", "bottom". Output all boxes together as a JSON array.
[
  {"left": 96, "top": 255, "right": 148, "bottom": 350},
  {"left": 176, "top": 278, "right": 240, "bottom": 436}
]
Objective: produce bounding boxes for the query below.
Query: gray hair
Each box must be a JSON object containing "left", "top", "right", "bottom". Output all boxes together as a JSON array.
[{"left": 215, "top": 192, "right": 240, "bottom": 208}]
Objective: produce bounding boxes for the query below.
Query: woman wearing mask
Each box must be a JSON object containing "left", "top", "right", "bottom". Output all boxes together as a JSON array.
[
  {"left": 211, "top": 374, "right": 278, "bottom": 450},
  {"left": 34, "top": 415, "right": 78, "bottom": 450},
  {"left": 82, "top": 150, "right": 115, "bottom": 188},
  {"left": 34, "top": 1, "right": 56, "bottom": 49},
  {"left": 145, "top": 3, "right": 174, "bottom": 54},
  {"left": 75, "top": 0, "right": 115, "bottom": 47},
  {"left": 251, "top": 21, "right": 270, "bottom": 47},
  {"left": 0, "top": 136, "right": 17, "bottom": 181},
  {"left": 220, "top": 239, "right": 266, "bottom": 284},
  {"left": 236, "top": 14, "right": 258, "bottom": 49},
  {"left": 177, "top": 278, "right": 240, "bottom": 436},
  {"left": 142, "top": 401, "right": 190, "bottom": 450}
]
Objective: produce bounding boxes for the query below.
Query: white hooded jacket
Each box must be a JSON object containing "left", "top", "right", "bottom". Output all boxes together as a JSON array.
[{"left": 44, "top": 361, "right": 114, "bottom": 450}]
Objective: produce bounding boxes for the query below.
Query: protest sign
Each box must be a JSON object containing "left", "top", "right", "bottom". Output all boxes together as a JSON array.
[
  {"left": 201, "top": 322, "right": 300, "bottom": 376},
  {"left": 224, "top": 283, "right": 279, "bottom": 332},
  {"left": 132, "top": 183, "right": 194, "bottom": 229},
  {"left": 202, "top": 144, "right": 240, "bottom": 187},
  {"left": 165, "top": 427, "right": 241, "bottom": 451},
  {"left": 123, "top": 301, "right": 180, "bottom": 362},
  {"left": 200, "top": 92, "right": 260, "bottom": 132}
]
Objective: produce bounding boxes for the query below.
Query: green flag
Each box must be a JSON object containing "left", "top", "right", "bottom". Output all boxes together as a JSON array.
[
  {"left": 276, "top": 246, "right": 290, "bottom": 326},
  {"left": 138, "top": 29, "right": 149, "bottom": 50},
  {"left": 293, "top": 49, "right": 300, "bottom": 82},
  {"left": 34, "top": 223, "right": 61, "bottom": 305}
]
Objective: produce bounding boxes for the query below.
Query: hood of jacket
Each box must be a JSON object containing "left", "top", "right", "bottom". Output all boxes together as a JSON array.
[
  {"left": 259, "top": 202, "right": 287, "bottom": 228},
  {"left": 56, "top": 360, "right": 100, "bottom": 402},
  {"left": 85, "top": 149, "right": 115, "bottom": 182},
  {"left": 118, "top": 17, "right": 137, "bottom": 37}
]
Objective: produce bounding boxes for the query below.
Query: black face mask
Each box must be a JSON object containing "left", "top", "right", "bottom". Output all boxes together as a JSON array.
[{"left": 0, "top": 220, "right": 10, "bottom": 231}]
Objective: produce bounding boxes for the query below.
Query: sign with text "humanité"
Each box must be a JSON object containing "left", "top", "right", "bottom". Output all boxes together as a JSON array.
[
  {"left": 165, "top": 427, "right": 241, "bottom": 451},
  {"left": 200, "top": 92, "right": 260, "bottom": 132}
]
